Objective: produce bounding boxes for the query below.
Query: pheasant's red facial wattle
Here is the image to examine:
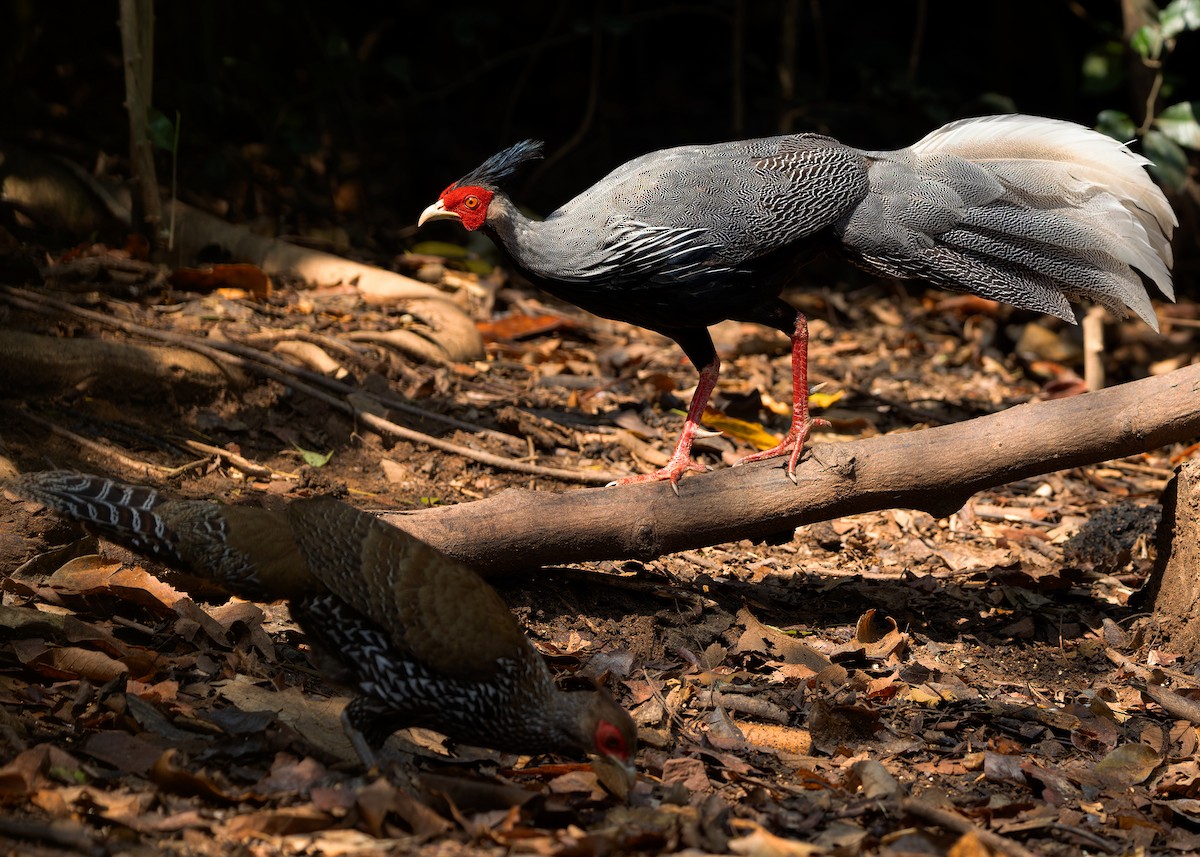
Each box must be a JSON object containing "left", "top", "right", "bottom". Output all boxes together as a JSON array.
[
  {"left": 440, "top": 185, "right": 494, "bottom": 231},
  {"left": 594, "top": 718, "right": 630, "bottom": 760}
]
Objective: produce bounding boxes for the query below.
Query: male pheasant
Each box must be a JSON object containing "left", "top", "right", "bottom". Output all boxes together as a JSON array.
[
  {"left": 419, "top": 115, "right": 1176, "bottom": 487},
  {"left": 12, "top": 471, "right": 637, "bottom": 778}
]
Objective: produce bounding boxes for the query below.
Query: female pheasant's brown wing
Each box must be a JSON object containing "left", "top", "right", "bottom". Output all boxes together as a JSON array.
[{"left": 284, "top": 497, "right": 531, "bottom": 680}]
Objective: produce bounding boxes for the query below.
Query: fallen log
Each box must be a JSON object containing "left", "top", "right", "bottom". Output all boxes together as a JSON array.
[{"left": 383, "top": 362, "right": 1200, "bottom": 575}]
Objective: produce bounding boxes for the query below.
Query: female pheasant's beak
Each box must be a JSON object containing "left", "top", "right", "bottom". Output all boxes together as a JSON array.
[
  {"left": 418, "top": 200, "right": 459, "bottom": 227},
  {"left": 592, "top": 754, "right": 637, "bottom": 799}
]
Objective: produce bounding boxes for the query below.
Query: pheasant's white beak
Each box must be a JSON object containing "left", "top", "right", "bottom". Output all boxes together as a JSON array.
[{"left": 418, "top": 200, "right": 459, "bottom": 227}]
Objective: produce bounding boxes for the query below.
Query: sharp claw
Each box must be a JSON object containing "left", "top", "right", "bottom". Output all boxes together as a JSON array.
[
  {"left": 692, "top": 428, "right": 724, "bottom": 438},
  {"left": 605, "top": 480, "right": 620, "bottom": 488},
  {"left": 670, "top": 480, "right": 680, "bottom": 497}
]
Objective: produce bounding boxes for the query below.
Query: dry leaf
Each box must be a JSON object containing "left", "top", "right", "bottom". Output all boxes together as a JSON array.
[
  {"left": 219, "top": 806, "right": 333, "bottom": 839},
  {"left": 661, "top": 756, "right": 712, "bottom": 793},
  {"left": 948, "top": 830, "right": 994, "bottom": 857},
  {"left": 736, "top": 608, "right": 834, "bottom": 672},
  {"left": 701, "top": 410, "right": 781, "bottom": 451},
  {"left": 729, "top": 819, "right": 826, "bottom": 856},
  {"left": 848, "top": 759, "right": 903, "bottom": 800},
  {"left": 169, "top": 263, "right": 272, "bottom": 298},
  {"left": 1094, "top": 743, "right": 1161, "bottom": 789},
  {"left": 477, "top": 312, "right": 569, "bottom": 342},
  {"left": 81, "top": 731, "right": 167, "bottom": 775}
]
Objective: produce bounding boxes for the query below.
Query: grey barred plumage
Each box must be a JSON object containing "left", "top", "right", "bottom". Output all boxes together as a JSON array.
[
  {"left": 18, "top": 471, "right": 181, "bottom": 564},
  {"left": 421, "top": 114, "right": 1176, "bottom": 486},
  {"left": 11, "top": 470, "right": 637, "bottom": 775}
]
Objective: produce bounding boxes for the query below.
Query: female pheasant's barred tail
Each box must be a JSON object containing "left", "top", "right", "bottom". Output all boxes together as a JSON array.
[
  {"left": 14, "top": 470, "right": 186, "bottom": 566},
  {"left": 13, "top": 470, "right": 312, "bottom": 601},
  {"left": 850, "top": 114, "right": 1176, "bottom": 330}
]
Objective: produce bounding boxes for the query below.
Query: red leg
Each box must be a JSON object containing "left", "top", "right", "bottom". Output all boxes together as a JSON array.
[
  {"left": 612, "top": 356, "right": 720, "bottom": 491},
  {"left": 736, "top": 312, "right": 828, "bottom": 482}
]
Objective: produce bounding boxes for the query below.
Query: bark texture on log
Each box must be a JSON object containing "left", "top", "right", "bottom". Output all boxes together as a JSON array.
[
  {"left": 382, "top": 362, "right": 1200, "bottom": 575},
  {"left": 1139, "top": 460, "right": 1200, "bottom": 655}
]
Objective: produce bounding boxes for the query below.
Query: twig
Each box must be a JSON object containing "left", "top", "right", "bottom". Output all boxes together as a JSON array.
[
  {"left": 179, "top": 439, "right": 276, "bottom": 480},
  {"left": 1103, "top": 458, "right": 1177, "bottom": 479},
  {"left": 696, "top": 689, "right": 791, "bottom": 724},
  {"left": 1048, "top": 822, "right": 1118, "bottom": 853},
  {"left": 8, "top": 406, "right": 205, "bottom": 480},
  {"left": 0, "top": 817, "right": 103, "bottom": 857},
  {"left": 13, "top": 287, "right": 521, "bottom": 451},
  {"left": 1139, "top": 682, "right": 1200, "bottom": 726},
  {"left": 900, "top": 797, "right": 1039, "bottom": 857},
  {"left": 1083, "top": 305, "right": 1106, "bottom": 392},
  {"left": 242, "top": 328, "right": 370, "bottom": 360},
  {"left": 225, "top": 331, "right": 526, "bottom": 452},
  {"left": 533, "top": 565, "right": 701, "bottom": 602}
]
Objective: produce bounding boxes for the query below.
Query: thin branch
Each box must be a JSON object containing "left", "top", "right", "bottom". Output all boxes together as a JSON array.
[
  {"left": 8, "top": 406, "right": 206, "bottom": 481},
  {"left": 179, "top": 439, "right": 275, "bottom": 480},
  {"left": 900, "top": 798, "right": 1040, "bottom": 857}
]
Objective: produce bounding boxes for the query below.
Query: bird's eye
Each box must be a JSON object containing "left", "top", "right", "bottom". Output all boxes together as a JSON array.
[
  {"left": 463, "top": 195, "right": 480, "bottom": 210},
  {"left": 595, "top": 719, "right": 627, "bottom": 757}
]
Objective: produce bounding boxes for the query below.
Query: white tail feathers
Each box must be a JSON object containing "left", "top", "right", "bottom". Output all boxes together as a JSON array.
[{"left": 907, "top": 114, "right": 1175, "bottom": 330}]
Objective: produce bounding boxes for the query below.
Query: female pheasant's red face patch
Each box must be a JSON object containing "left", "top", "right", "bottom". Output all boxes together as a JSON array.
[
  {"left": 594, "top": 718, "right": 631, "bottom": 760},
  {"left": 439, "top": 185, "right": 494, "bottom": 231}
]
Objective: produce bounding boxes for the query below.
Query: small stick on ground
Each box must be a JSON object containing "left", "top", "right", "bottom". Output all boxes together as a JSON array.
[
  {"left": 11, "top": 407, "right": 206, "bottom": 480},
  {"left": 179, "top": 438, "right": 276, "bottom": 480},
  {"left": 900, "top": 797, "right": 1040, "bottom": 857}
]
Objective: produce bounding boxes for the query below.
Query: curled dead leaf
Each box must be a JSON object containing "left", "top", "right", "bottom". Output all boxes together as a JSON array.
[{"left": 1094, "top": 743, "right": 1162, "bottom": 790}]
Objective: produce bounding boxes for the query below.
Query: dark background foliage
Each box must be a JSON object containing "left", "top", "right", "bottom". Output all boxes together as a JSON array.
[{"left": 0, "top": 1, "right": 1191, "bottom": 254}]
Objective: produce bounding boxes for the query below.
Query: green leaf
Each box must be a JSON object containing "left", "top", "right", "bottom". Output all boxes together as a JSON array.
[
  {"left": 1154, "top": 101, "right": 1200, "bottom": 149},
  {"left": 1081, "top": 42, "right": 1126, "bottom": 95},
  {"left": 1096, "top": 109, "right": 1138, "bottom": 142},
  {"left": 1143, "top": 130, "right": 1190, "bottom": 189},
  {"left": 461, "top": 258, "right": 495, "bottom": 276},
  {"left": 1130, "top": 23, "right": 1164, "bottom": 60},
  {"left": 420, "top": 497, "right": 441, "bottom": 507},
  {"left": 292, "top": 444, "right": 333, "bottom": 468},
  {"left": 1160, "top": 0, "right": 1200, "bottom": 38},
  {"left": 410, "top": 241, "right": 469, "bottom": 259},
  {"left": 147, "top": 108, "right": 177, "bottom": 153},
  {"left": 50, "top": 766, "right": 88, "bottom": 785}
]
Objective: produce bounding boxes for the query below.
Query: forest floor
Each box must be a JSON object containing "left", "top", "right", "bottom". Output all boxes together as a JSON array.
[{"left": 1, "top": 239, "right": 1199, "bottom": 856}]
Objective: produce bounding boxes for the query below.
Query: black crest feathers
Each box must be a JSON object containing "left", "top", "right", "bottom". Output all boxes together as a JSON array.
[{"left": 455, "top": 140, "right": 544, "bottom": 189}]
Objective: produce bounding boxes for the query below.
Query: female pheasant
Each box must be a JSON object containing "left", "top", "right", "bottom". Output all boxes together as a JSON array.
[
  {"left": 13, "top": 470, "right": 637, "bottom": 780},
  {"left": 419, "top": 116, "right": 1176, "bottom": 488}
]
